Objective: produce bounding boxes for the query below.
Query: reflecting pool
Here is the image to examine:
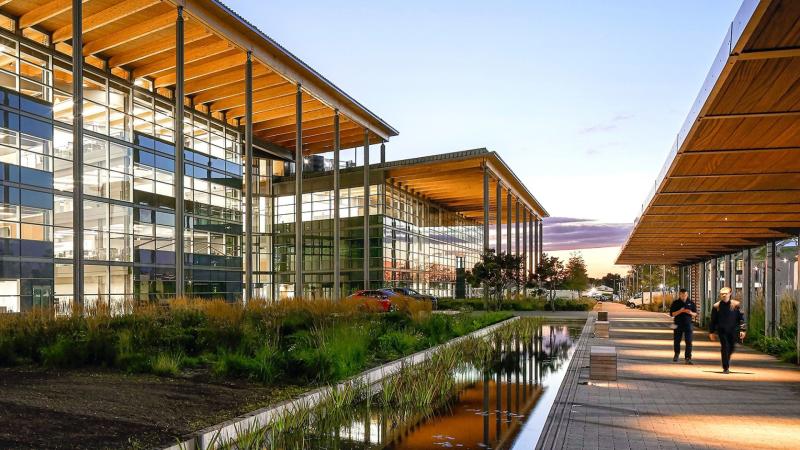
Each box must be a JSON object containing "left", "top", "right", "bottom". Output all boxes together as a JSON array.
[{"left": 290, "top": 322, "right": 581, "bottom": 450}]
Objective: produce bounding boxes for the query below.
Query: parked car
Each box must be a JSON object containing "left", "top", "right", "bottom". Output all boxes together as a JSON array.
[
  {"left": 347, "top": 290, "right": 393, "bottom": 312},
  {"left": 385, "top": 287, "right": 438, "bottom": 310}
]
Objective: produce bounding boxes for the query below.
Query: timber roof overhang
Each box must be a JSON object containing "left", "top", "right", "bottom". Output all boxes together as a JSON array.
[
  {"left": 0, "top": 0, "right": 397, "bottom": 153},
  {"left": 383, "top": 149, "right": 548, "bottom": 224},
  {"left": 617, "top": 0, "right": 800, "bottom": 266}
]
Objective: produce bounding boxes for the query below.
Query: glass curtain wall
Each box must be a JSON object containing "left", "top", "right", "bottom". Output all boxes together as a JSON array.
[
  {"left": 271, "top": 179, "right": 483, "bottom": 299},
  {"left": 273, "top": 183, "right": 382, "bottom": 299},
  {"left": 0, "top": 22, "right": 246, "bottom": 311}
]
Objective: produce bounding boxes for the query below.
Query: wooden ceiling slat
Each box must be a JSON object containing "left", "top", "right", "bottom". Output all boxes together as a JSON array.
[
  {"left": 52, "top": 0, "right": 160, "bottom": 43},
  {"left": 253, "top": 105, "right": 332, "bottom": 130},
  {"left": 82, "top": 11, "right": 175, "bottom": 56},
  {"left": 180, "top": 63, "right": 270, "bottom": 94},
  {"left": 132, "top": 38, "right": 232, "bottom": 79},
  {"left": 198, "top": 75, "right": 287, "bottom": 107},
  {"left": 108, "top": 25, "right": 210, "bottom": 68},
  {"left": 218, "top": 85, "right": 299, "bottom": 115},
  {"left": 19, "top": 0, "right": 88, "bottom": 29}
]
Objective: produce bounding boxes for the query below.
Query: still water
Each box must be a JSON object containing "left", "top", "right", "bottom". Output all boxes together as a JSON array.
[{"left": 306, "top": 323, "right": 580, "bottom": 450}]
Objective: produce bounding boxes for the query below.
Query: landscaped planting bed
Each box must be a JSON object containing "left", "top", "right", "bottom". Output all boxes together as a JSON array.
[{"left": 0, "top": 298, "right": 511, "bottom": 449}]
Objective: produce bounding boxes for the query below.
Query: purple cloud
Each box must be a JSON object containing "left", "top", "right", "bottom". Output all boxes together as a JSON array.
[{"left": 543, "top": 217, "right": 632, "bottom": 251}]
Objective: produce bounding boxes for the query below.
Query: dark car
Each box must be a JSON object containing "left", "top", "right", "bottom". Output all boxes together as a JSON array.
[{"left": 386, "top": 287, "right": 438, "bottom": 310}]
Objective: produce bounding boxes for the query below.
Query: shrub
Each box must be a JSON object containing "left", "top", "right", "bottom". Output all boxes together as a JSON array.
[
  {"left": 41, "top": 335, "right": 88, "bottom": 368},
  {"left": 377, "top": 330, "right": 421, "bottom": 360},
  {"left": 151, "top": 353, "right": 182, "bottom": 377}
]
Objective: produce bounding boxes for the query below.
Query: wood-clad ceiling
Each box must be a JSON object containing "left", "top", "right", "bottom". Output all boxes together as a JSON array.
[
  {"left": 384, "top": 149, "right": 549, "bottom": 225},
  {"left": 0, "top": 0, "right": 396, "bottom": 153},
  {"left": 617, "top": 0, "right": 800, "bottom": 265}
]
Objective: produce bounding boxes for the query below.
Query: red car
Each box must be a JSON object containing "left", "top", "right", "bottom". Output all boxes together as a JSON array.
[{"left": 347, "top": 289, "right": 397, "bottom": 312}]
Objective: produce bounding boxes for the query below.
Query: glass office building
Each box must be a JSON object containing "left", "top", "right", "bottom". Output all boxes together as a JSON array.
[{"left": 0, "top": 2, "right": 546, "bottom": 312}]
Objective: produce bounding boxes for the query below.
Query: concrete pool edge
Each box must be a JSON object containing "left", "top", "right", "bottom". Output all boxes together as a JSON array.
[
  {"left": 162, "top": 315, "right": 521, "bottom": 450},
  {"left": 535, "top": 314, "right": 595, "bottom": 449}
]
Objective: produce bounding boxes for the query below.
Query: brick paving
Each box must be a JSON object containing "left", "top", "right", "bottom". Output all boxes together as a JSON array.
[{"left": 537, "top": 302, "right": 800, "bottom": 450}]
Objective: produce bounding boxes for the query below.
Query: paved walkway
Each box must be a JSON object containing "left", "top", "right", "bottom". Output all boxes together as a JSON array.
[{"left": 538, "top": 302, "right": 800, "bottom": 450}]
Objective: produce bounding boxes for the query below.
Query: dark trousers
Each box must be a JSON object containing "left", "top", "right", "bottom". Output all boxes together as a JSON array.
[
  {"left": 673, "top": 323, "right": 693, "bottom": 359},
  {"left": 718, "top": 330, "right": 737, "bottom": 370}
]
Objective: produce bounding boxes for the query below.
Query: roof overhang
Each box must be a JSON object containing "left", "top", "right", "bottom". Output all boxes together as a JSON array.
[
  {"left": 383, "top": 149, "right": 549, "bottom": 223},
  {"left": 617, "top": 0, "right": 800, "bottom": 266},
  {"left": 0, "top": 0, "right": 397, "bottom": 154}
]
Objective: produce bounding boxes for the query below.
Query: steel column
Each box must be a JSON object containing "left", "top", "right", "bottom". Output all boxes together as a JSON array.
[
  {"left": 743, "top": 248, "right": 752, "bottom": 322},
  {"left": 506, "top": 191, "right": 512, "bottom": 257},
  {"left": 538, "top": 219, "right": 543, "bottom": 266},
  {"left": 496, "top": 182, "right": 502, "bottom": 253},
  {"left": 294, "top": 85, "right": 303, "bottom": 298},
  {"left": 363, "top": 129, "right": 370, "bottom": 290},
  {"left": 174, "top": 6, "right": 185, "bottom": 297},
  {"left": 724, "top": 254, "right": 732, "bottom": 290},
  {"left": 380, "top": 141, "right": 385, "bottom": 164},
  {"left": 766, "top": 242, "right": 776, "bottom": 337},
  {"left": 333, "top": 111, "right": 341, "bottom": 299},
  {"left": 243, "top": 51, "right": 253, "bottom": 301},
  {"left": 515, "top": 200, "right": 520, "bottom": 257},
  {"left": 527, "top": 215, "right": 536, "bottom": 273},
  {"left": 522, "top": 208, "right": 527, "bottom": 280},
  {"left": 71, "top": 0, "right": 84, "bottom": 304},
  {"left": 483, "top": 166, "right": 490, "bottom": 307}
]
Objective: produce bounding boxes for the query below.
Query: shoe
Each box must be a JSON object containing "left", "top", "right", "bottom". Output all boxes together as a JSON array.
[
  {"left": 673, "top": 356, "right": 678, "bottom": 362},
  {"left": 723, "top": 369, "right": 730, "bottom": 374},
  {"left": 685, "top": 359, "right": 693, "bottom": 365}
]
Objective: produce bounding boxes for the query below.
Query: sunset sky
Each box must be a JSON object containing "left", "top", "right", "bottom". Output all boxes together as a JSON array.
[{"left": 229, "top": 0, "right": 742, "bottom": 277}]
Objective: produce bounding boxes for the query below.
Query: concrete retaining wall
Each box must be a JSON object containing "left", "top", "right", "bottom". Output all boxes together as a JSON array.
[{"left": 163, "top": 315, "right": 519, "bottom": 450}]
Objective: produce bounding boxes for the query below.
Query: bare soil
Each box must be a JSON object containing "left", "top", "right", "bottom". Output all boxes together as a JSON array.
[{"left": 0, "top": 367, "right": 305, "bottom": 449}]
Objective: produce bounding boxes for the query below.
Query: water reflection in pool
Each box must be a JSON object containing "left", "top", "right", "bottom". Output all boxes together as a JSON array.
[{"left": 306, "top": 323, "right": 580, "bottom": 450}]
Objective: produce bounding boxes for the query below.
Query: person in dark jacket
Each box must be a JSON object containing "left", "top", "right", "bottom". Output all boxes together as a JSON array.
[
  {"left": 709, "top": 286, "right": 746, "bottom": 374},
  {"left": 669, "top": 288, "right": 696, "bottom": 364}
]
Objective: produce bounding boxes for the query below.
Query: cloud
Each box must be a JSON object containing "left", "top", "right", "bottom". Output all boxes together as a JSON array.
[
  {"left": 543, "top": 217, "right": 632, "bottom": 251},
  {"left": 579, "top": 114, "right": 633, "bottom": 134}
]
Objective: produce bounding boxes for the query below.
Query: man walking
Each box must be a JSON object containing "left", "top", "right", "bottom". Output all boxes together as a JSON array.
[
  {"left": 669, "top": 288, "right": 696, "bottom": 364},
  {"left": 709, "top": 286, "right": 746, "bottom": 374}
]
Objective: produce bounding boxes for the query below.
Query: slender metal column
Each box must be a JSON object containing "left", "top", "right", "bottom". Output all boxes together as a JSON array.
[
  {"left": 506, "top": 191, "right": 512, "bottom": 258},
  {"left": 363, "top": 129, "right": 370, "bottom": 289},
  {"left": 294, "top": 85, "right": 303, "bottom": 298},
  {"left": 526, "top": 215, "right": 536, "bottom": 273},
  {"left": 380, "top": 141, "right": 385, "bottom": 164},
  {"left": 483, "top": 166, "right": 490, "bottom": 307},
  {"left": 743, "top": 249, "right": 751, "bottom": 322},
  {"left": 333, "top": 111, "right": 341, "bottom": 299},
  {"left": 538, "top": 219, "right": 543, "bottom": 265},
  {"left": 71, "top": 0, "right": 84, "bottom": 305},
  {"left": 532, "top": 217, "right": 538, "bottom": 271},
  {"left": 243, "top": 51, "right": 253, "bottom": 301},
  {"left": 496, "top": 181, "right": 502, "bottom": 253},
  {"left": 522, "top": 208, "right": 527, "bottom": 280},
  {"left": 724, "top": 254, "right": 732, "bottom": 290},
  {"left": 515, "top": 200, "right": 520, "bottom": 258},
  {"left": 173, "top": 6, "right": 185, "bottom": 297},
  {"left": 766, "top": 242, "right": 776, "bottom": 337}
]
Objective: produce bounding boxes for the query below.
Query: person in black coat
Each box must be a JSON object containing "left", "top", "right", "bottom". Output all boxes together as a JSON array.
[
  {"left": 669, "top": 289, "right": 697, "bottom": 364},
  {"left": 709, "top": 286, "right": 746, "bottom": 374}
]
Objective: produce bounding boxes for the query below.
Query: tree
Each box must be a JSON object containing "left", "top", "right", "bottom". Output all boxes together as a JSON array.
[
  {"left": 600, "top": 273, "right": 623, "bottom": 293},
  {"left": 466, "top": 250, "right": 523, "bottom": 310},
  {"left": 530, "top": 253, "right": 567, "bottom": 310},
  {"left": 563, "top": 252, "right": 589, "bottom": 297}
]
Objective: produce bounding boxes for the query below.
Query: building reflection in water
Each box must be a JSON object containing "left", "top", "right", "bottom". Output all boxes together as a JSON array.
[{"left": 317, "top": 324, "right": 578, "bottom": 450}]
